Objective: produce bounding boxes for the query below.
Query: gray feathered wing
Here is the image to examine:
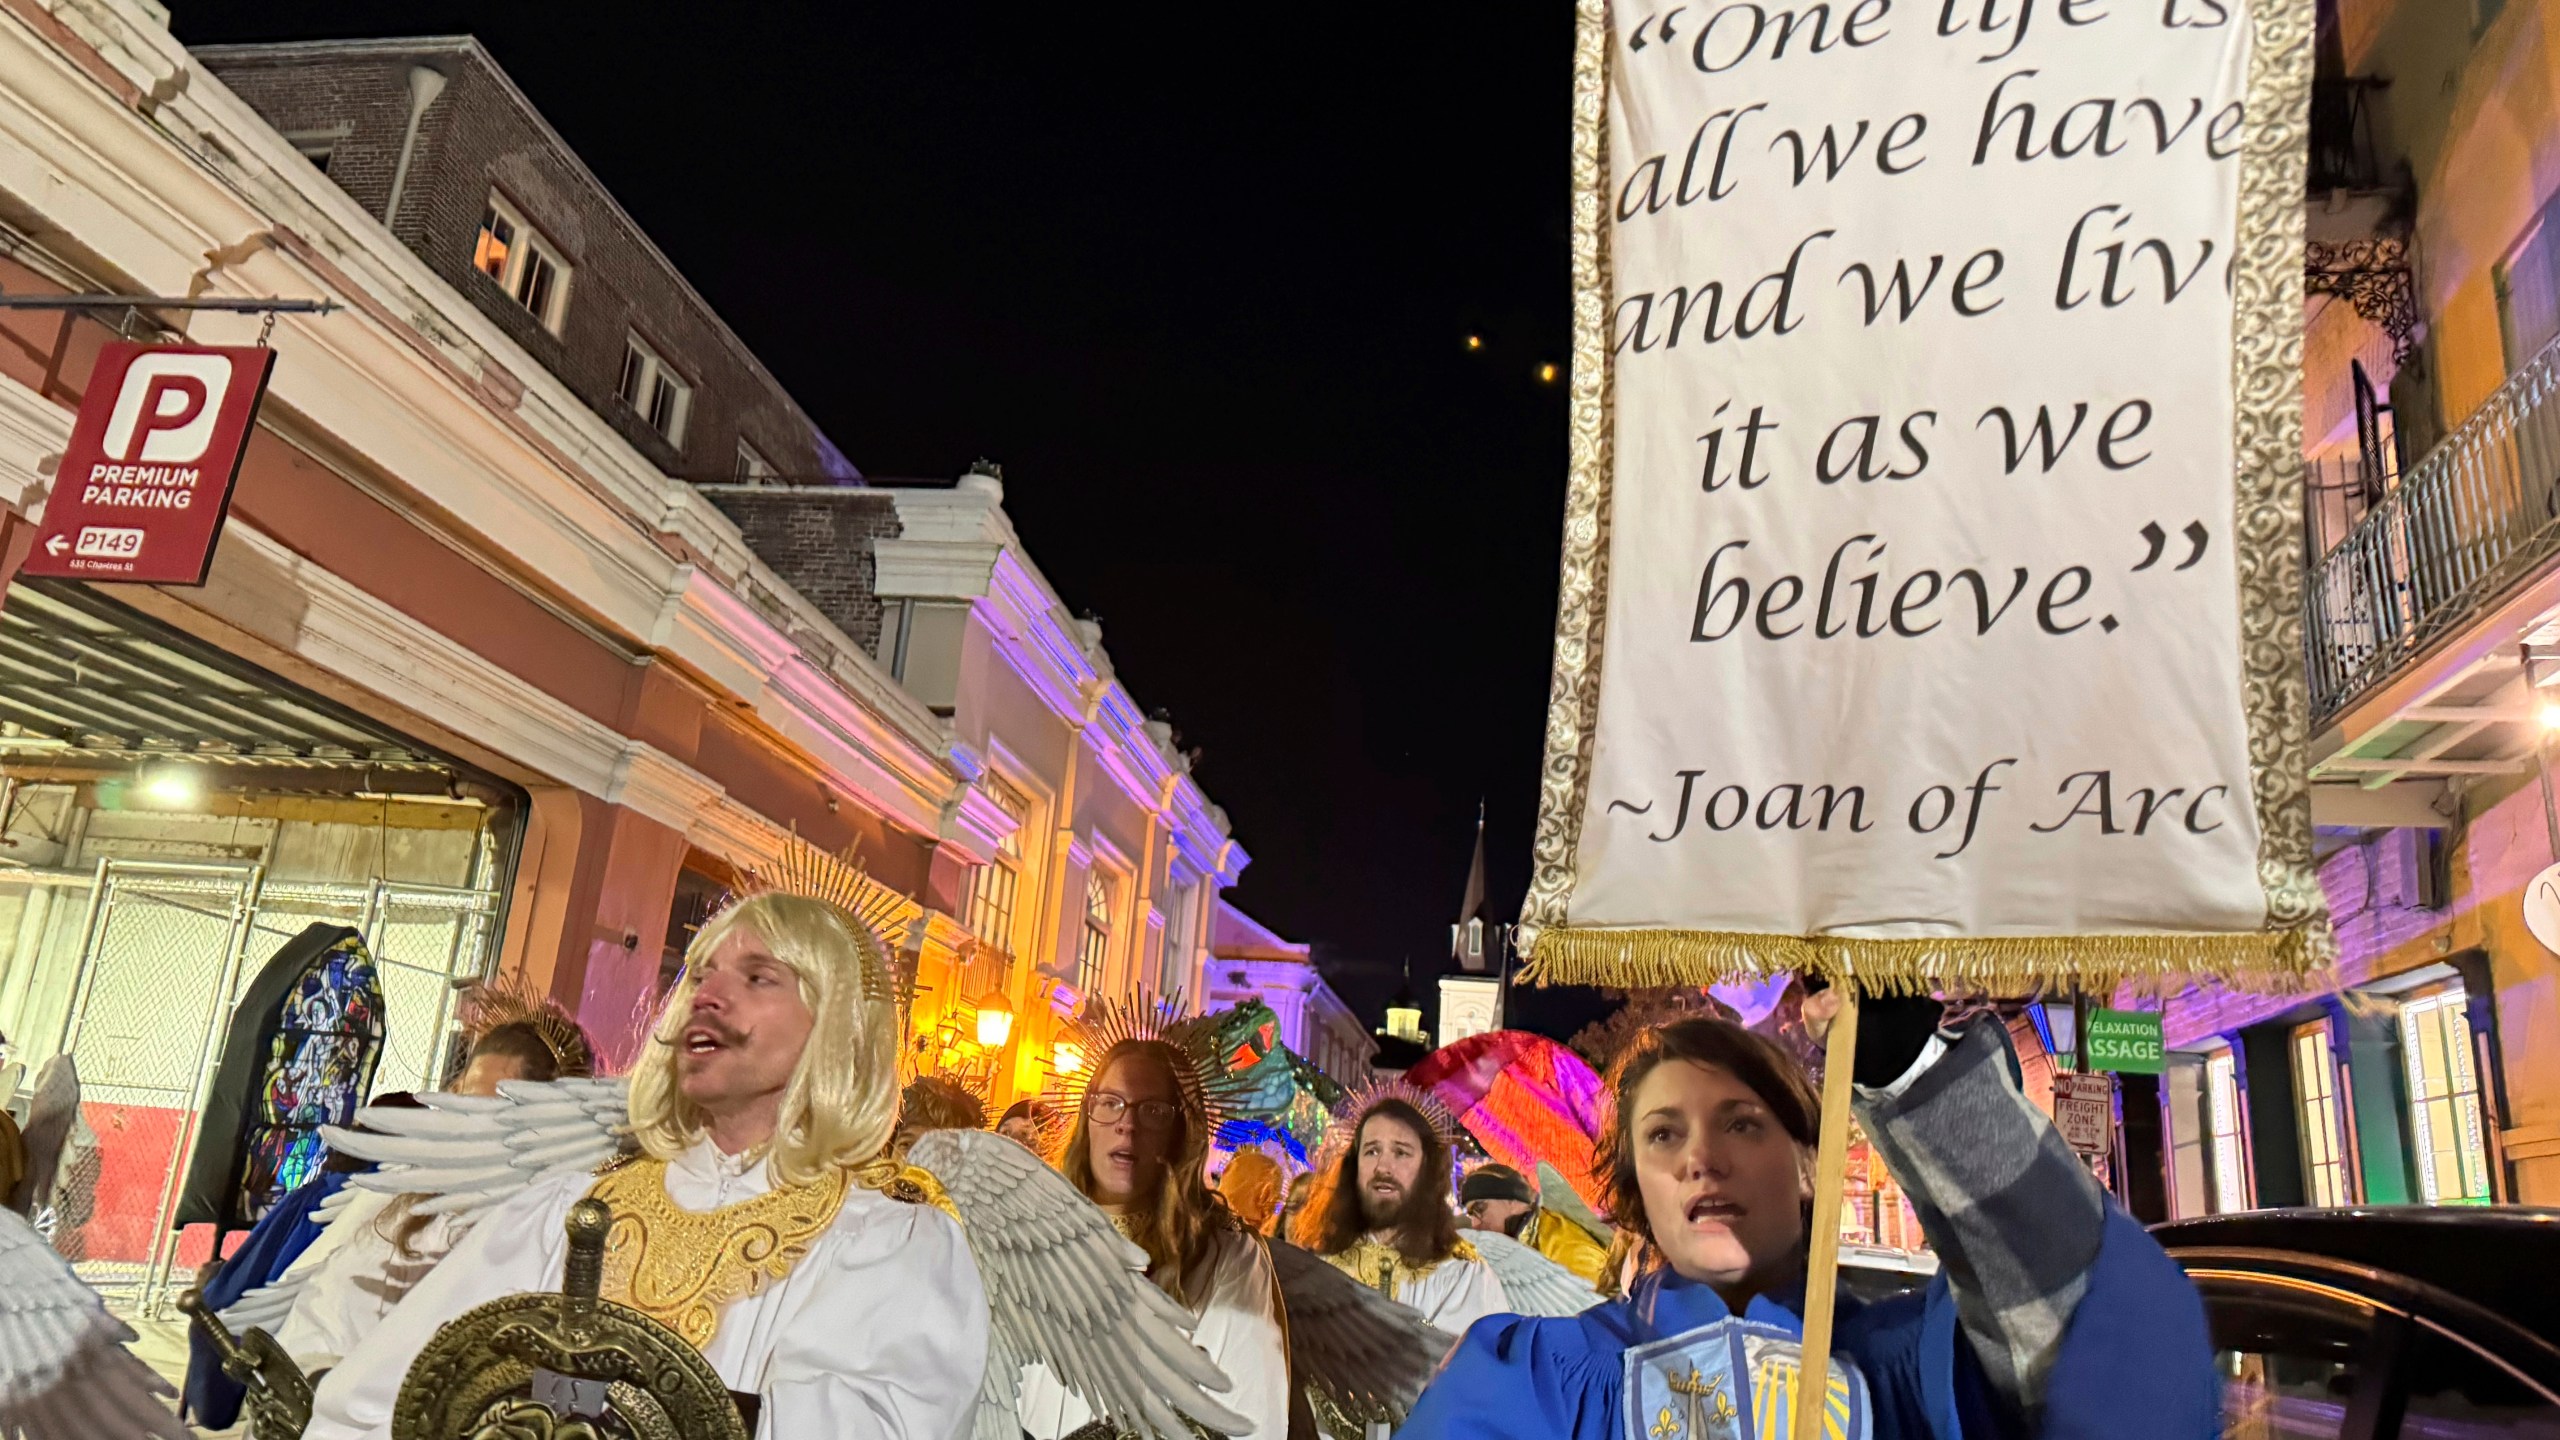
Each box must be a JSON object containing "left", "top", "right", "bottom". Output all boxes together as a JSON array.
[
  {"left": 1469, "top": 1230, "right": 1605, "bottom": 1317},
  {"left": 317, "top": 1076, "right": 635, "bottom": 1217},
  {"left": 0, "top": 1205, "right": 190, "bottom": 1440},
  {"left": 1266, "top": 1239, "right": 1447, "bottom": 1438},
  {"left": 905, "top": 1127, "right": 1250, "bottom": 1440}
]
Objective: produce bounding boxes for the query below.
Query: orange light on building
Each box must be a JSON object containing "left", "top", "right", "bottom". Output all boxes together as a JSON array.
[
  {"left": 1053, "top": 1041, "right": 1084, "bottom": 1075},
  {"left": 974, "top": 992, "right": 1015, "bottom": 1048},
  {"left": 1465, "top": 335, "right": 1484, "bottom": 351},
  {"left": 1537, "top": 362, "right": 1559, "bottom": 383}
]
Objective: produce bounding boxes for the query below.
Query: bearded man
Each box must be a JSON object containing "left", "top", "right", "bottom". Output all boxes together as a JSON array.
[
  {"left": 1293, "top": 1091, "right": 1507, "bottom": 1336},
  {"left": 302, "top": 892, "right": 990, "bottom": 1440},
  {"left": 1458, "top": 1164, "right": 1609, "bottom": 1288}
]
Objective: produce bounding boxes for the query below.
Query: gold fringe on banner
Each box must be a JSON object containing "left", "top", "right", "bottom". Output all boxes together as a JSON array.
[{"left": 1521, "top": 923, "right": 2335, "bottom": 999}]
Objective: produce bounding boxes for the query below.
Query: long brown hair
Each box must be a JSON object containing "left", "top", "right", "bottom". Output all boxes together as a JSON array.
[
  {"left": 1592, "top": 1018, "right": 1819, "bottom": 1258},
  {"left": 1059, "top": 1040, "right": 1232, "bottom": 1307},
  {"left": 1292, "top": 1099, "right": 1461, "bottom": 1265}
]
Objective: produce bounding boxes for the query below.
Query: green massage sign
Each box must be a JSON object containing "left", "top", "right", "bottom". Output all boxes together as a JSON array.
[{"left": 2087, "top": 1009, "right": 2165, "bottom": 1075}]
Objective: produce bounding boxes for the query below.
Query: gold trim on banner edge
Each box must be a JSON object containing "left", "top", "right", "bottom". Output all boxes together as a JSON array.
[
  {"left": 1519, "top": 0, "right": 1614, "bottom": 952},
  {"left": 1519, "top": 926, "right": 2333, "bottom": 998},
  {"left": 1516, "top": 0, "right": 2337, "bottom": 980}
]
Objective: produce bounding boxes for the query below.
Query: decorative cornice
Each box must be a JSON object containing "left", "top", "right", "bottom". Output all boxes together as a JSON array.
[{"left": 872, "top": 489, "right": 1249, "bottom": 889}]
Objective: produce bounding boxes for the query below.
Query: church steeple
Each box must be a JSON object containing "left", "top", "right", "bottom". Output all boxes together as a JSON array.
[{"left": 1451, "top": 799, "right": 1490, "bottom": 974}]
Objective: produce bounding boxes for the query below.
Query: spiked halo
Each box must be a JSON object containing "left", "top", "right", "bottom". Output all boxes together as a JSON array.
[
  {"left": 1041, "top": 992, "right": 1256, "bottom": 1150},
  {"left": 730, "top": 831, "right": 918, "bottom": 1008},
  {"left": 1319, "top": 1077, "right": 1461, "bottom": 1163},
  {"left": 456, "top": 976, "right": 597, "bottom": 1078}
]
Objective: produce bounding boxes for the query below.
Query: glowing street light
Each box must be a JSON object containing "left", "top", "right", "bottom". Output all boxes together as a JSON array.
[
  {"left": 1464, "top": 335, "right": 1483, "bottom": 351},
  {"left": 1053, "top": 1041, "right": 1084, "bottom": 1076},
  {"left": 2540, "top": 700, "right": 2560, "bottom": 732},
  {"left": 973, "top": 992, "right": 1015, "bottom": 1049},
  {"left": 1537, "top": 362, "right": 1559, "bottom": 383}
]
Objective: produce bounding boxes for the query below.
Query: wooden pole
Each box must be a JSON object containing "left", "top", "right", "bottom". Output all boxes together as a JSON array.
[{"left": 1793, "top": 989, "right": 1860, "bottom": 1440}]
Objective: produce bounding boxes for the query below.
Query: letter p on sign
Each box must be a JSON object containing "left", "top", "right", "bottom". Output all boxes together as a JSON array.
[{"left": 104, "top": 350, "right": 232, "bottom": 463}]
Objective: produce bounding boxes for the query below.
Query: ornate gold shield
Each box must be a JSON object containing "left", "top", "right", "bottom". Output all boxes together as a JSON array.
[{"left": 390, "top": 1198, "right": 749, "bottom": 1440}]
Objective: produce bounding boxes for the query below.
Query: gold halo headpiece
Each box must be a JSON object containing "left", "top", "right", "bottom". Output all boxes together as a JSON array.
[
  {"left": 729, "top": 832, "right": 915, "bottom": 1007},
  {"left": 458, "top": 977, "right": 597, "bottom": 1078},
  {"left": 1320, "top": 1077, "right": 1460, "bottom": 1162},
  {"left": 1042, "top": 991, "right": 1256, "bottom": 1145}
]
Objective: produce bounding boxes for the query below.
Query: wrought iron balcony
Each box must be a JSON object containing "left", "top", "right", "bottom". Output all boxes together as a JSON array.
[{"left": 2306, "top": 335, "right": 2560, "bottom": 722}]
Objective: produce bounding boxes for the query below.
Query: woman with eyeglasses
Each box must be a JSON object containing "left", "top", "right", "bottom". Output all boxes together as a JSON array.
[{"left": 1016, "top": 1016, "right": 1291, "bottom": 1440}]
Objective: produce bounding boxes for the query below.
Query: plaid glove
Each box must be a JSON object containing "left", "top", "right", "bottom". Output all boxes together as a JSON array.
[{"left": 1851, "top": 1017, "right": 2105, "bottom": 1422}]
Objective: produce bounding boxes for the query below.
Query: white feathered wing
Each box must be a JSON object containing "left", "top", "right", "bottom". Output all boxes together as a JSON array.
[
  {"left": 905, "top": 1127, "right": 1250, "bottom": 1440},
  {"left": 316, "top": 1076, "right": 636, "bottom": 1217},
  {"left": 212, "top": 1183, "right": 379, "bottom": 1336},
  {"left": 224, "top": 1078, "right": 631, "bottom": 1334},
  {"left": 0, "top": 1206, "right": 190, "bottom": 1440},
  {"left": 1469, "top": 1229, "right": 1605, "bottom": 1317}
]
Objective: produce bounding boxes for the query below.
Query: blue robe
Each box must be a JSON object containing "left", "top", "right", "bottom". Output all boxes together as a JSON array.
[
  {"left": 182, "top": 1170, "right": 349, "bottom": 1428},
  {"left": 1398, "top": 1209, "right": 2217, "bottom": 1440}
]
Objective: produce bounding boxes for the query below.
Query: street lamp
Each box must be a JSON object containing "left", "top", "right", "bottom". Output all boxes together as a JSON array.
[
  {"left": 1053, "top": 1041, "right": 1084, "bottom": 1076},
  {"left": 973, "top": 992, "right": 1015, "bottom": 1049}
]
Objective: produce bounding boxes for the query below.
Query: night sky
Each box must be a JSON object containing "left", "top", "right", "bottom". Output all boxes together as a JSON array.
[{"left": 168, "top": 3, "right": 1613, "bottom": 1041}]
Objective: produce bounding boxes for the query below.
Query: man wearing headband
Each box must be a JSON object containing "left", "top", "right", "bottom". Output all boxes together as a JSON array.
[{"left": 1460, "top": 1163, "right": 1609, "bottom": 1287}]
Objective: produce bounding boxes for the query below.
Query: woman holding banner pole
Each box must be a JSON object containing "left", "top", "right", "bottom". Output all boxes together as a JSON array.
[{"left": 1395, "top": 986, "right": 2219, "bottom": 1440}]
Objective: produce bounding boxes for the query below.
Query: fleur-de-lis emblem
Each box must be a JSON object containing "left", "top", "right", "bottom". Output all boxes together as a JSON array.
[{"left": 1651, "top": 1404, "right": 1682, "bottom": 1440}]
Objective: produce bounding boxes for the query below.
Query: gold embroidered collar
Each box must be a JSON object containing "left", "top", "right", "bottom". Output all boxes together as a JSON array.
[
  {"left": 1322, "top": 1235, "right": 1480, "bottom": 1295},
  {"left": 587, "top": 1157, "right": 852, "bottom": 1350}
]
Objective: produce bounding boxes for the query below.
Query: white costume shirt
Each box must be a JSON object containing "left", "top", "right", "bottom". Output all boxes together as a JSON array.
[
  {"left": 274, "top": 1189, "right": 470, "bottom": 1371},
  {"left": 305, "top": 1138, "right": 989, "bottom": 1440},
  {"left": 1324, "top": 1236, "right": 1511, "bottom": 1337},
  {"left": 1392, "top": 1249, "right": 1508, "bottom": 1338},
  {"left": 1017, "top": 1225, "right": 1288, "bottom": 1440}
]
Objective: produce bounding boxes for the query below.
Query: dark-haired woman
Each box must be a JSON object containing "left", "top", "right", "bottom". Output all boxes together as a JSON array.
[
  {"left": 1398, "top": 992, "right": 2219, "bottom": 1440},
  {"left": 1017, "top": 1037, "right": 1290, "bottom": 1440}
]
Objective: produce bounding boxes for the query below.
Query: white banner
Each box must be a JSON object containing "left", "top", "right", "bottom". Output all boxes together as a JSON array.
[{"left": 1527, "top": 0, "right": 2326, "bottom": 982}]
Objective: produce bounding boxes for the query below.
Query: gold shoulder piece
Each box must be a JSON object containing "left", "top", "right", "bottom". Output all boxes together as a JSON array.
[
  {"left": 1450, "top": 1238, "right": 1483, "bottom": 1264},
  {"left": 863, "top": 1161, "right": 962, "bottom": 1224}
]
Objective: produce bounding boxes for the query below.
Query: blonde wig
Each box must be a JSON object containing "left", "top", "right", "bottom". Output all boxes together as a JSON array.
[{"left": 625, "top": 892, "right": 900, "bottom": 1187}]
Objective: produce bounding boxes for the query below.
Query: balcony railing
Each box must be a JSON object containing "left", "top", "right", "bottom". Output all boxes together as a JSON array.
[{"left": 2307, "top": 335, "right": 2560, "bottom": 721}]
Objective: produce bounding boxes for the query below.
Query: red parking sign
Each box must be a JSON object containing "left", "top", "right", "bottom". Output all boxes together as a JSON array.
[{"left": 24, "top": 341, "right": 276, "bottom": 585}]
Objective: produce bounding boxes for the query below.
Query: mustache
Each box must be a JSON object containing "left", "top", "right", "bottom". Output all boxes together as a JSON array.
[{"left": 654, "top": 1013, "right": 748, "bottom": 1049}]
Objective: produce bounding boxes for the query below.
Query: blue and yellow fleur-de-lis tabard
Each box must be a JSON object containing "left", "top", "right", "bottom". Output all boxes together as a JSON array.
[{"left": 1621, "top": 1317, "right": 1869, "bottom": 1440}]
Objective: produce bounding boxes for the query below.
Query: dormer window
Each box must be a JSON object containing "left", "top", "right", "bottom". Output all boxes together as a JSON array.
[
  {"left": 473, "top": 192, "right": 571, "bottom": 333},
  {"left": 616, "top": 334, "right": 691, "bottom": 448}
]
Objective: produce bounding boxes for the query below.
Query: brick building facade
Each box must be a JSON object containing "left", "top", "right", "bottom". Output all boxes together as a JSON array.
[
  {"left": 699, "top": 485, "right": 904, "bottom": 659},
  {"left": 196, "top": 37, "right": 855, "bottom": 488}
]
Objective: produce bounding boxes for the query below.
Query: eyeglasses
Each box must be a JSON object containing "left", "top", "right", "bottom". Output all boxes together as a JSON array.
[{"left": 1086, "top": 1092, "right": 1181, "bottom": 1130}]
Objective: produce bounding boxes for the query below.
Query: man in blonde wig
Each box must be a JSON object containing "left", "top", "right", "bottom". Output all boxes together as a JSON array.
[{"left": 305, "top": 892, "right": 990, "bottom": 1439}]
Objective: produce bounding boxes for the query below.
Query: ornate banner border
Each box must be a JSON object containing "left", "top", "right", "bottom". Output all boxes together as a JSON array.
[{"left": 1517, "top": 0, "right": 2333, "bottom": 993}]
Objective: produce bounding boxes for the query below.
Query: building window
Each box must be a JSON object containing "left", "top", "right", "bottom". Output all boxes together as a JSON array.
[
  {"left": 288, "top": 137, "right": 334, "bottom": 174},
  {"left": 2400, "top": 986, "right": 2494, "bottom": 1204},
  {"left": 616, "top": 336, "right": 692, "bottom": 448},
  {"left": 961, "top": 775, "right": 1030, "bottom": 957},
  {"left": 965, "top": 860, "right": 1019, "bottom": 960},
  {"left": 1078, "top": 869, "right": 1115, "bottom": 993},
  {"left": 2291, "top": 1021, "right": 2352, "bottom": 1207},
  {"left": 473, "top": 193, "right": 571, "bottom": 333},
  {"left": 2205, "top": 1047, "right": 2249, "bottom": 1213},
  {"left": 734, "top": 439, "right": 778, "bottom": 484}
]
